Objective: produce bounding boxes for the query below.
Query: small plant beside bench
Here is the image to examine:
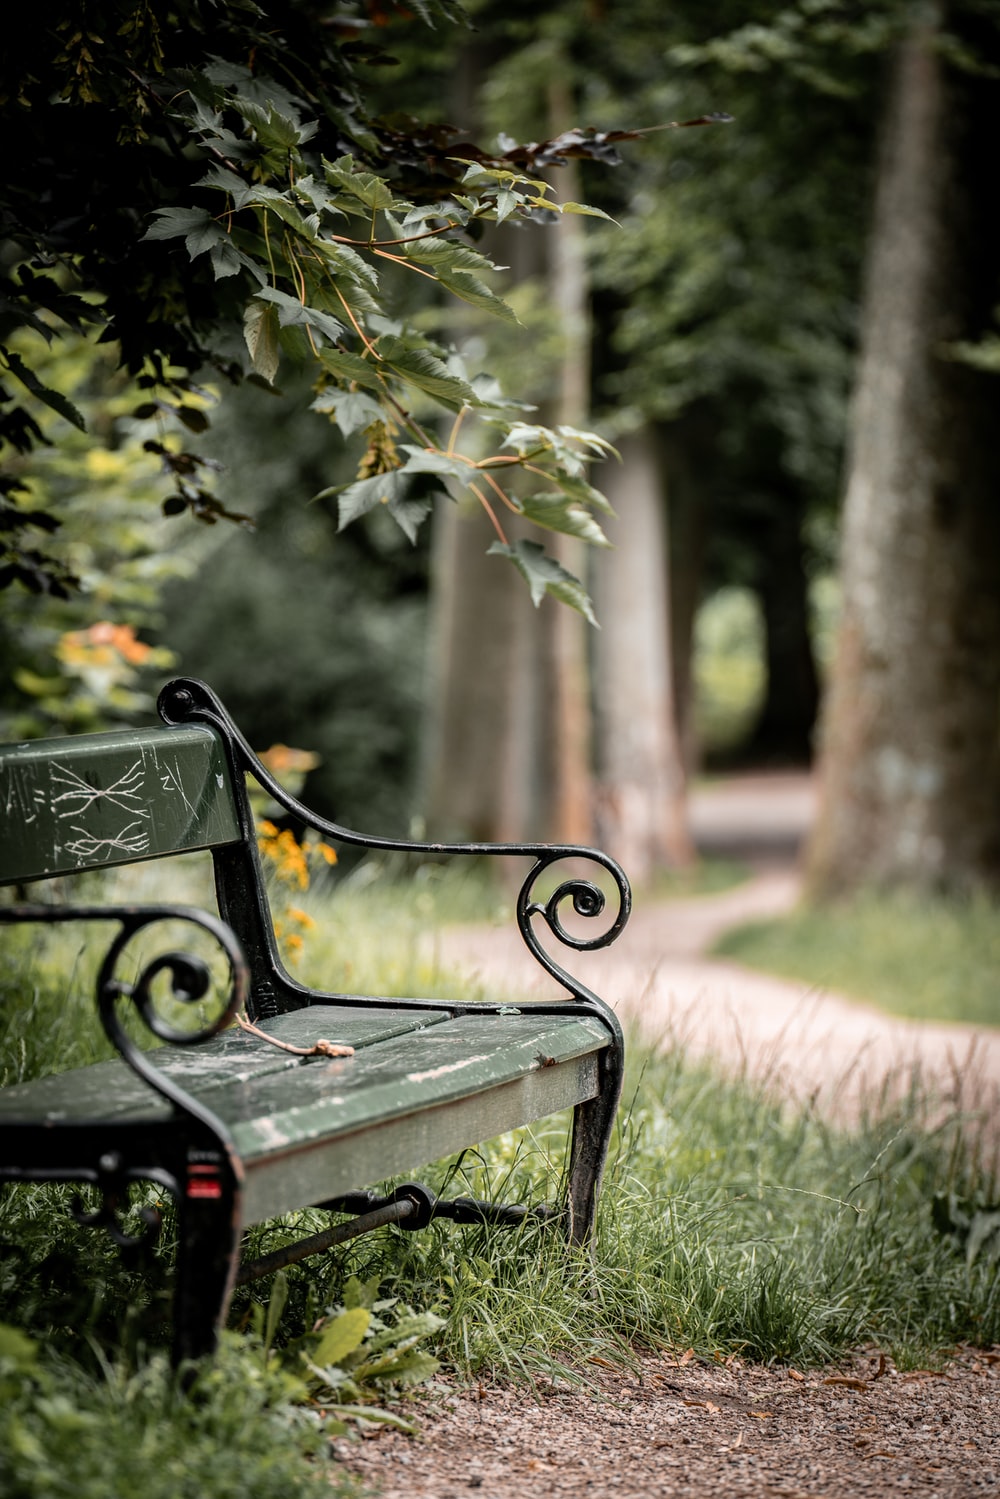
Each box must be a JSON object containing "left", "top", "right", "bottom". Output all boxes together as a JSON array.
[{"left": 0, "top": 678, "right": 630, "bottom": 1366}]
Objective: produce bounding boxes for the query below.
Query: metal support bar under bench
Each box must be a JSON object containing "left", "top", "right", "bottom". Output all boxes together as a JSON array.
[{"left": 0, "top": 677, "right": 631, "bottom": 1367}]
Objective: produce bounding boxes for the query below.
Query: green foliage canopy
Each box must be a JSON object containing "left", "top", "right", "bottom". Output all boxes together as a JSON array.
[{"left": 0, "top": 0, "right": 655, "bottom": 619}]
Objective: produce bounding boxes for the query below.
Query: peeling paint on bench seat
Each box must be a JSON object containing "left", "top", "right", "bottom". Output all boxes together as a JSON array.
[
  {"left": 407, "top": 1055, "right": 489, "bottom": 1084},
  {"left": 251, "top": 1116, "right": 294, "bottom": 1152}
]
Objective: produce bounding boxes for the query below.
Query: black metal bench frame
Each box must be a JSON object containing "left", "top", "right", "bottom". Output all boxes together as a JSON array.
[{"left": 0, "top": 677, "right": 630, "bottom": 1366}]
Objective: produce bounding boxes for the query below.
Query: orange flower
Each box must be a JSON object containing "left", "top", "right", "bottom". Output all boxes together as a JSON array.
[
  {"left": 258, "top": 744, "right": 320, "bottom": 776},
  {"left": 59, "top": 621, "right": 152, "bottom": 666}
]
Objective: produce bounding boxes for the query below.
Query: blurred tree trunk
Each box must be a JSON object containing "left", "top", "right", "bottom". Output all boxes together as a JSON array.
[
  {"left": 659, "top": 412, "right": 711, "bottom": 772},
  {"left": 808, "top": 15, "right": 1000, "bottom": 895},
  {"left": 423, "top": 502, "right": 539, "bottom": 841},
  {"left": 594, "top": 427, "right": 693, "bottom": 880},
  {"left": 423, "top": 41, "right": 539, "bottom": 842},
  {"left": 746, "top": 483, "right": 819, "bottom": 765},
  {"left": 424, "top": 68, "right": 595, "bottom": 844},
  {"left": 421, "top": 257, "right": 545, "bottom": 844},
  {"left": 537, "top": 77, "right": 595, "bottom": 844}
]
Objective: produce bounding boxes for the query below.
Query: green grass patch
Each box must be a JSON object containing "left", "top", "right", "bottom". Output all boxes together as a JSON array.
[
  {"left": 714, "top": 888, "right": 1000, "bottom": 1029},
  {"left": 288, "top": 857, "right": 510, "bottom": 999},
  {"left": 6, "top": 915, "right": 997, "bottom": 1377},
  {"left": 320, "top": 1041, "right": 1000, "bottom": 1377}
]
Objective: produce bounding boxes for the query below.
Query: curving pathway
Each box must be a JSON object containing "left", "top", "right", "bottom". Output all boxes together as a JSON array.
[{"left": 440, "top": 773, "right": 1000, "bottom": 1128}]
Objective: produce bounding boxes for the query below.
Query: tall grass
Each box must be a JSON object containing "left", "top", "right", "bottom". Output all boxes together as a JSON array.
[{"left": 308, "top": 1040, "right": 999, "bottom": 1377}]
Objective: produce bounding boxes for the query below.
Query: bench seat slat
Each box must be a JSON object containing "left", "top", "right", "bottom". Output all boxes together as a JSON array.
[
  {"left": 0, "top": 1006, "right": 453, "bottom": 1125},
  {"left": 241, "top": 1047, "right": 603, "bottom": 1225},
  {"left": 222, "top": 1012, "right": 609, "bottom": 1223},
  {"left": 220, "top": 1013, "right": 607, "bottom": 1154}
]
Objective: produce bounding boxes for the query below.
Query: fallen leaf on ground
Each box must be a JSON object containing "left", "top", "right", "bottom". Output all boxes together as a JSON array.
[{"left": 822, "top": 1376, "right": 868, "bottom": 1391}]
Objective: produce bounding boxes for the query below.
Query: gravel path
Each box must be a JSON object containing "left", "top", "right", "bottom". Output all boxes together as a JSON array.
[
  {"left": 340, "top": 1347, "right": 1000, "bottom": 1499},
  {"left": 339, "top": 776, "right": 1000, "bottom": 1498},
  {"left": 438, "top": 773, "right": 1000, "bottom": 1128}
]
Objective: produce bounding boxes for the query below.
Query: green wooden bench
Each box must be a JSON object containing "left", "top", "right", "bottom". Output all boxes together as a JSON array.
[{"left": 0, "top": 678, "right": 630, "bottom": 1365}]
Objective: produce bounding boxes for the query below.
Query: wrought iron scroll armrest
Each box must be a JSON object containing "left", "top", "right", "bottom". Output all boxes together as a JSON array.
[
  {"left": 512, "top": 849, "right": 630, "bottom": 1002},
  {"left": 158, "top": 678, "right": 632, "bottom": 1003},
  {"left": 0, "top": 903, "right": 248, "bottom": 1127}
]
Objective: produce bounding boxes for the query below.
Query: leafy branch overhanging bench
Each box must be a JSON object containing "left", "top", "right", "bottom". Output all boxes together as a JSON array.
[{"left": 0, "top": 678, "right": 631, "bottom": 1365}]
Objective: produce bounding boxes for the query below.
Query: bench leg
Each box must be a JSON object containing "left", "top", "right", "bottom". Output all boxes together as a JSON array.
[
  {"left": 172, "top": 1152, "right": 242, "bottom": 1370},
  {"left": 566, "top": 1043, "right": 624, "bottom": 1244}
]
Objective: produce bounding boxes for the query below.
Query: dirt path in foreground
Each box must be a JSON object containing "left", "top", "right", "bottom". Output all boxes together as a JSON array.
[{"left": 340, "top": 1347, "right": 1000, "bottom": 1499}]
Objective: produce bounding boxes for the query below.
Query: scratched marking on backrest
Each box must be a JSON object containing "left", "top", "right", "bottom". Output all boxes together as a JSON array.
[
  {"left": 157, "top": 754, "right": 197, "bottom": 816},
  {"left": 50, "top": 758, "right": 150, "bottom": 820},
  {"left": 0, "top": 727, "right": 242, "bottom": 884},
  {"left": 63, "top": 820, "right": 152, "bottom": 861},
  {"left": 2, "top": 767, "right": 47, "bottom": 827},
  {"left": 47, "top": 756, "right": 152, "bottom": 866}
]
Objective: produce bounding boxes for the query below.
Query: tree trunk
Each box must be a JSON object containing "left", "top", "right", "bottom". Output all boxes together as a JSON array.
[
  {"left": 808, "top": 16, "right": 1000, "bottom": 895},
  {"left": 659, "top": 412, "right": 712, "bottom": 773},
  {"left": 421, "top": 212, "right": 593, "bottom": 843},
  {"left": 746, "top": 483, "right": 819, "bottom": 766},
  {"left": 422, "top": 499, "right": 539, "bottom": 841},
  {"left": 540, "top": 537, "right": 594, "bottom": 842},
  {"left": 422, "top": 46, "right": 548, "bottom": 845},
  {"left": 593, "top": 427, "right": 693, "bottom": 881},
  {"left": 537, "top": 77, "right": 595, "bottom": 844}
]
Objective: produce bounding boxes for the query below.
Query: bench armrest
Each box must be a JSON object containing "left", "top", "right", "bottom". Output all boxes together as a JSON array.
[
  {"left": 0, "top": 903, "right": 248, "bottom": 1127},
  {"left": 159, "top": 678, "right": 631, "bottom": 1004}
]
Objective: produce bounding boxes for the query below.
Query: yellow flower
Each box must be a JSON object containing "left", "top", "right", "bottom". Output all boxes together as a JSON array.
[{"left": 287, "top": 907, "right": 316, "bottom": 931}]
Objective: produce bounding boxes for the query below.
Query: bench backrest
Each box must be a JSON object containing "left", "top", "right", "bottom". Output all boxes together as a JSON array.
[
  {"left": 0, "top": 725, "right": 242, "bottom": 885},
  {"left": 2, "top": 678, "right": 633, "bottom": 1032}
]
